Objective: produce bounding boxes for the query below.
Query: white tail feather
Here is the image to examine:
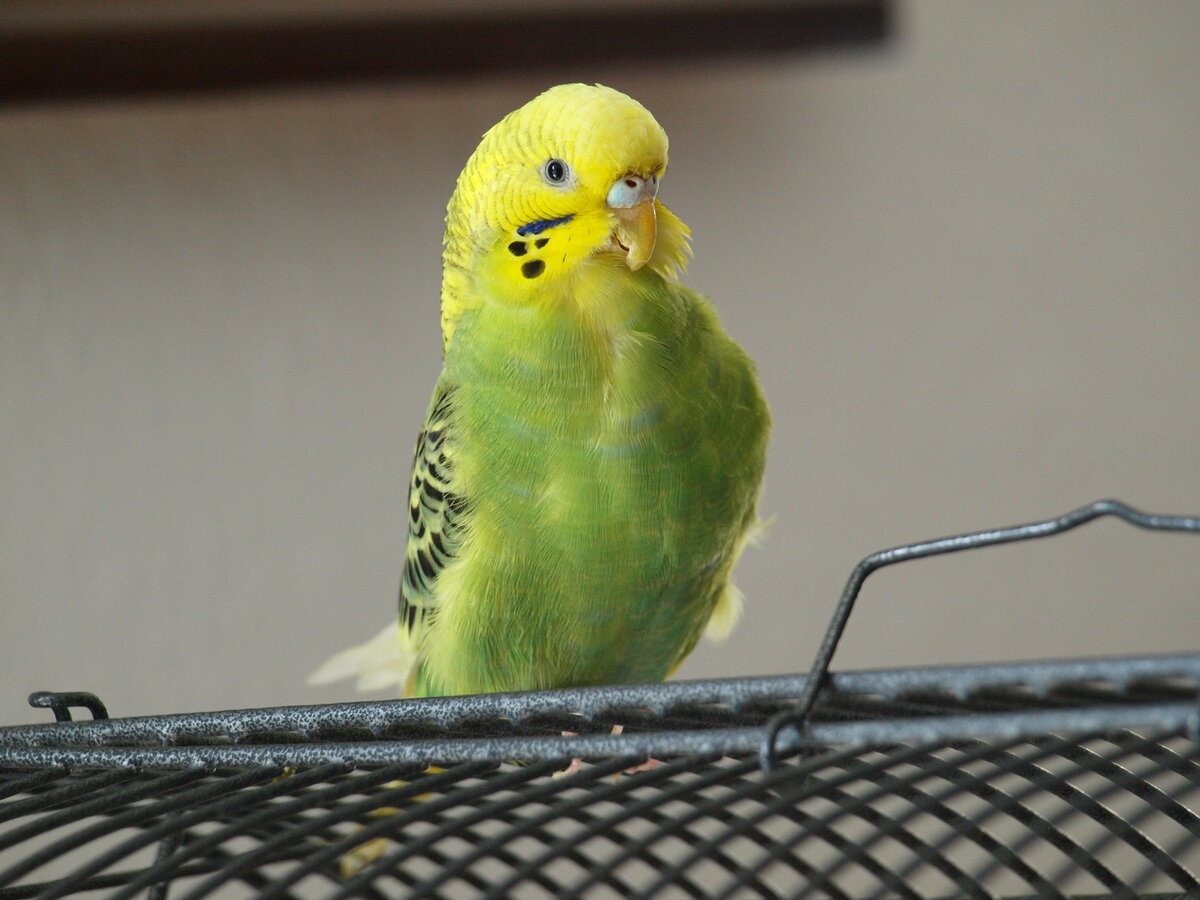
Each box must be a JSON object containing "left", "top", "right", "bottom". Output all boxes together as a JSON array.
[
  {"left": 307, "top": 622, "right": 415, "bottom": 694},
  {"left": 704, "top": 516, "right": 768, "bottom": 641},
  {"left": 704, "top": 582, "right": 744, "bottom": 641}
]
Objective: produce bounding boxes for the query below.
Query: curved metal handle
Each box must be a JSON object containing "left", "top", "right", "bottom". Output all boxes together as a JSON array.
[
  {"left": 28, "top": 691, "right": 109, "bottom": 723},
  {"left": 761, "top": 499, "right": 1200, "bottom": 770}
]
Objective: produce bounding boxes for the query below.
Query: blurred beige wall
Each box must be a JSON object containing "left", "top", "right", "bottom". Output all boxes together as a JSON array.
[{"left": 2, "top": 1, "right": 1198, "bottom": 726}]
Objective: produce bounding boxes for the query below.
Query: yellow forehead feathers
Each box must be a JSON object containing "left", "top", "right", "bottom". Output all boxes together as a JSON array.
[
  {"left": 482, "top": 83, "right": 669, "bottom": 186},
  {"left": 440, "top": 84, "right": 691, "bottom": 347},
  {"left": 447, "top": 84, "right": 670, "bottom": 239}
]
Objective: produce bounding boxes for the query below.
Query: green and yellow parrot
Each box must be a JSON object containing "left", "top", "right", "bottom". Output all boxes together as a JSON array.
[{"left": 312, "top": 84, "right": 769, "bottom": 700}]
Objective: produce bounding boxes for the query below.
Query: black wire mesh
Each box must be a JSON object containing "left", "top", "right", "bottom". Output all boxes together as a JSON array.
[{"left": 1, "top": 499, "right": 1197, "bottom": 899}]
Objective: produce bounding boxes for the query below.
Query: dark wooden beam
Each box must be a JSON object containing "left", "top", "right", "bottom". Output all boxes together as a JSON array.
[{"left": 0, "top": 1, "right": 889, "bottom": 106}]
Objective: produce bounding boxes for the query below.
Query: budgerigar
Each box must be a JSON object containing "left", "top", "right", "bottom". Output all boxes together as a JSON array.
[{"left": 311, "top": 84, "right": 769, "bottom": 700}]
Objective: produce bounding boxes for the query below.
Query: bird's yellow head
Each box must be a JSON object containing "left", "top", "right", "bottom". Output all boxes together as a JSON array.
[{"left": 441, "top": 84, "right": 691, "bottom": 345}]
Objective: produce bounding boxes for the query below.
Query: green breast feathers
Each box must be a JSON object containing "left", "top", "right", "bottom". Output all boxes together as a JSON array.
[{"left": 309, "top": 83, "right": 769, "bottom": 701}]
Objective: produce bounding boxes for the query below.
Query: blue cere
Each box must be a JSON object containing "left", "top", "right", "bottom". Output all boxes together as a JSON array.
[{"left": 516, "top": 215, "right": 574, "bottom": 237}]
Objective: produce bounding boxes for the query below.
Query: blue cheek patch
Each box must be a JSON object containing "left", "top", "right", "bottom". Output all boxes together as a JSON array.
[{"left": 516, "top": 215, "right": 574, "bottom": 237}]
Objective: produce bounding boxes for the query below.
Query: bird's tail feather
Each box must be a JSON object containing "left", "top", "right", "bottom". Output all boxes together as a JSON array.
[
  {"left": 307, "top": 622, "right": 415, "bottom": 694},
  {"left": 703, "top": 516, "right": 769, "bottom": 641}
]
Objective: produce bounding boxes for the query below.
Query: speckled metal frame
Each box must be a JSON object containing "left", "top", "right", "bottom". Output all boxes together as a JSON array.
[{"left": 1, "top": 499, "right": 1197, "bottom": 898}]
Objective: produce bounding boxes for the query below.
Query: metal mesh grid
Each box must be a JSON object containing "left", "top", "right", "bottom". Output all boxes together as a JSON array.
[{"left": 1, "top": 499, "right": 1197, "bottom": 898}]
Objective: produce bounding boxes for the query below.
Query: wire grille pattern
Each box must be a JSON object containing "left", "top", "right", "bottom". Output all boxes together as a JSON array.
[
  {"left": 2, "top": 500, "right": 1197, "bottom": 898},
  {"left": 1, "top": 660, "right": 1198, "bottom": 899}
]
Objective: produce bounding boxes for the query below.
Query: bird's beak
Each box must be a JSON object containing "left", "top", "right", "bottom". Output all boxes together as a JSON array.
[{"left": 607, "top": 174, "right": 659, "bottom": 271}]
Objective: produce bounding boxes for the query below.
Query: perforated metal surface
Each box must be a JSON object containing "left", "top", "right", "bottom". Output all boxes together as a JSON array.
[
  {"left": 1, "top": 500, "right": 1197, "bottom": 898},
  {"left": 1, "top": 656, "right": 1199, "bottom": 899}
]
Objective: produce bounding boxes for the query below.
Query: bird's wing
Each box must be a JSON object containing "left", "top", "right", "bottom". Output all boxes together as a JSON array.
[{"left": 400, "top": 384, "right": 468, "bottom": 664}]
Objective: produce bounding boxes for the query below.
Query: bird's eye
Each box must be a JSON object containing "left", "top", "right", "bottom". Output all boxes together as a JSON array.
[{"left": 543, "top": 159, "right": 569, "bottom": 184}]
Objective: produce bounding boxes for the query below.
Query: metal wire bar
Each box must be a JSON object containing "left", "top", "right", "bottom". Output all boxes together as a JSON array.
[
  {"left": 26, "top": 693, "right": 107, "bottom": 724},
  {"left": 880, "top": 739, "right": 1135, "bottom": 896},
  {"left": 326, "top": 756, "right": 643, "bottom": 900},
  {"left": 1154, "top": 823, "right": 1200, "bottom": 897},
  {"left": 394, "top": 804, "right": 625, "bottom": 899},
  {"left": 146, "top": 822, "right": 179, "bottom": 900},
  {"left": 1054, "top": 739, "right": 1200, "bottom": 885},
  {"left": 888, "top": 742, "right": 1129, "bottom": 894},
  {"left": 0, "top": 699, "right": 1192, "bottom": 776},
  {"left": 534, "top": 766, "right": 794, "bottom": 900},
  {"left": 0, "top": 865, "right": 237, "bottom": 900},
  {"left": 100, "top": 762, "right": 362, "bottom": 900},
  {"left": 645, "top": 738, "right": 1048, "bottom": 900},
  {"left": 718, "top": 776, "right": 985, "bottom": 900},
  {"left": 247, "top": 760, "right": 555, "bottom": 900},
  {"left": 1, "top": 716, "right": 1196, "bottom": 897},
  {"left": 0, "top": 768, "right": 215, "bottom": 889},
  {"left": 671, "top": 792, "right": 840, "bottom": 900},
  {"left": 9, "top": 653, "right": 1199, "bottom": 754},
  {"left": 722, "top": 776, "right": 928, "bottom": 900},
  {"left": 793, "top": 739, "right": 1082, "bottom": 900},
  {"left": 564, "top": 744, "right": 916, "bottom": 900},
  {"left": 483, "top": 753, "right": 770, "bottom": 899},
  {"left": 0, "top": 499, "right": 1197, "bottom": 898},
  {"left": 1022, "top": 737, "right": 1200, "bottom": 893},
  {"left": 816, "top": 744, "right": 1080, "bottom": 897},
  {"left": 0, "top": 768, "right": 139, "bottom": 832},
  {"left": 799, "top": 748, "right": 1071, "bottom": 898},
  {"left": 171, "top": 761, "right": 495, "bottom": 900},
  {"left": 10, "top": 770, "right": 291, "bottom": 900},
  {"left": 169, "top": 843, "right": 326, "bottom": 900},
  {"left": 816, "top": 732, "right": 1200, "bottom": 898},
  {"left": 755, "top": 756, "right": 984, "bottom": 899},
  {"left": 487, "top": 758, "right": 737, "bottom": 899},
  {"left": 589, "top": 764, "right": 832, "bottom": 900},
  {"left": 858, "top": 738, "right": 1114, "bottom": 895},
  {"left": 0, "top": 673, "right": 817, "bottom": 747},
  {"left": 1067, "top": 738, "right": 1200, "bottom": 893},
  {"left": 763, "top": 499, "right": 1200, "bottom": 769},
  {"left": 392, "top": 756, "right": 771, "bottom": 900},
  {"left": 0, "top": 770, "right": 63, "bottom": 804},
  {"left": 964, "top": 736, "right": 1174, "bottom": 880}
]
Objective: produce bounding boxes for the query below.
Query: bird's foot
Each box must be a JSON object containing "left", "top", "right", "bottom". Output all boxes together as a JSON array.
[
  {"left": 553, "top": 731, "right": 584, "bottom": 777},
  {"left": 609, "top": 724, "right": 664, "bottom": 774},
  {"left": 551, "top": 725, "right": 663, "bottom": 778}
]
